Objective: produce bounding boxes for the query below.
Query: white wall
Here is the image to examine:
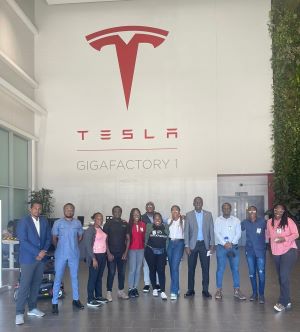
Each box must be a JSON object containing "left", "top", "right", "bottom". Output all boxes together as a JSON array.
[
  {"left": 35, "top": 0, "right": 272, "bottom": 221},
  {"left": 0, "top": 0, "right": 36, "bottom": 135}
]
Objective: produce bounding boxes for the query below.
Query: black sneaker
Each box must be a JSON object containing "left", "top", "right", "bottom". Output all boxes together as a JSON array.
[
  {"left": 155, "top": 284, "right": 161, "bottom": 292},
  {"left": 87, "top": 300, "right": 102, "bottom": 307},
  {"left": 184, "top": 290, "right": 195, "bottom": 297},
  {"left": 52, "top": 304, "right": 59, "bottom": 315},
  {"left": 95, "top": 297, "right": 108, "bottom": 304},
  {"left": 143, "top": 285, "right": 150, "bottom": 293},
  {"left": 72, "top": 300, "right": 84, "bottom": 309},
  {"left": 134, "top": 288, "right": 139, "bottom": 297},
  {"left": 128, "top": 289, "right": 135, "bottom": 298}
]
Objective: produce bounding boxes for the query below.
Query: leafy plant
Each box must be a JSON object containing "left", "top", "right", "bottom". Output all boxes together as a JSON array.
[
  {"left": 270, "top": 0, "right": 300, "bottom": 214},
  {"left": 29, "top": 188, "right": 54, "bottom": 218}
]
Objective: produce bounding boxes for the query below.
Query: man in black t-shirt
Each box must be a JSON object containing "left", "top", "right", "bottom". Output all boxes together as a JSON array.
[{"left": 103, "top": 206, "right": 130, "bottom": 301}]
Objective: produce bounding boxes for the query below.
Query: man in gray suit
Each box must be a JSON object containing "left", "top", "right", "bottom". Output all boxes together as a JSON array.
[{"left": 184, "top": 197, "right": 214, "bottom": 298}]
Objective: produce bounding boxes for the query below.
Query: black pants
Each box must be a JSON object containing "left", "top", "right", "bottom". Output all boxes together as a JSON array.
[
  {"left": 187, "top": 240, "right": 210, "bottom": 292},
  {"left": 273, "top": 248, "right": 298, "bottom": 306},
  {"left": 87, "top": 253, "right": 106, "bottom": 301},
  {"left": 106, "top": 253, "right": 126, "bottom": 291},
  {"left": 144, "top": 246, "right": 167, "bottom": 292},
  {"left": 16, "top": 261, "right": 44, "bottom": 314}
]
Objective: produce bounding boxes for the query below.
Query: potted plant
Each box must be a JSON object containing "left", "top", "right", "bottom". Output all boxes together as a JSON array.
[{"left": 29, "top": 188, "right": 54, "bottom": 218}]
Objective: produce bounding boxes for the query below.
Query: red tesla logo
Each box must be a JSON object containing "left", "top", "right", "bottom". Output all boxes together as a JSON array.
[{"left": 86, "top": 26, "right": 169, "bottom": 109}]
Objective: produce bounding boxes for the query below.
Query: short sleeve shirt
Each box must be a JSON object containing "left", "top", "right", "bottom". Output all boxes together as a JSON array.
[
  {"left": 241, "top": 218, "right": 266, "bottom": 257},
  {"left": 103, "top": 218, "right": 130, "bottom": 255},
  {"left": 52, "top": 218, "right": 84, "bottom": 260}
]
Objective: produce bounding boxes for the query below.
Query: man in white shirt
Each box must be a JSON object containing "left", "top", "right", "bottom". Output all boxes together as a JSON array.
[{"left": 214, "top": 202, "right": 246, "bottom": 300}]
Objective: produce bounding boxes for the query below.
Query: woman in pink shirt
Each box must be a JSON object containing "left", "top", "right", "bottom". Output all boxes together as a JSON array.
[
  {"left": 127, "top": 208, "right": 146, "bottom": 298},
  {"left": 83, "top": 212, "right": 108, "bottom": 307},
  {"left": 266, "top": 204, "right": 299, "bottom": 312}
]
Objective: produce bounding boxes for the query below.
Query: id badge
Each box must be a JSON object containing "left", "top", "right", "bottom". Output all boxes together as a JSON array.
[{"left": 256, "top": 228, "right": 261, "bottom": 234}]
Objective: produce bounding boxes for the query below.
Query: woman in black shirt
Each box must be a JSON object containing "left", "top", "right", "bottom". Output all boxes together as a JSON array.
[{"left": 144, "top": 212, "right": 169, "bottom": 300}]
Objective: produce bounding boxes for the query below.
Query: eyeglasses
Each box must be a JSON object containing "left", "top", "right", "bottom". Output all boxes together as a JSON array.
[
  {"left": 248, "top": 211, "right": 257, "bottom": 214},
  {"left": 274, "top": 209, "right": 285, "bottom": 213}
]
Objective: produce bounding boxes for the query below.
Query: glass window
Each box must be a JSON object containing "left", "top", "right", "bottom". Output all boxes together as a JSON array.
[
  {"left": 13, "top": 135, "right": 28, "bottom": 189},
  {"left": 14, "top": 189, "right": 28, "bottom": 220},
  {"left": 0, "top": 187, "right": 9, "bottom": 233},
  {"left": 0, "top": 129, "right": 31, "bottom": 230}
]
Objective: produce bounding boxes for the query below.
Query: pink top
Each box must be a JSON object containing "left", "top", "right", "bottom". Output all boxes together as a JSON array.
[
  {"left": 266, "top": 217, "right": 298, "bottom": 255},
  {"left": 93, "top": 227, "right": 107, "bottom": 254}
]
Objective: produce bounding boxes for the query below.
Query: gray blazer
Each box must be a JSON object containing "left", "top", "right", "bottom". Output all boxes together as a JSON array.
[{"left": 184, "top": 209, "right": 214, "bottom": 250}]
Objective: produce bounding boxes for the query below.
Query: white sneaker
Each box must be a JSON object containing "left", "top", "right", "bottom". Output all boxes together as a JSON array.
[
  {"left": 118, "top": 289, "right": 129, "bottom": 300},
  {"left": 15, "top": 314, "right": 24, "bottom": 325},
  {"left": 153, "top": 289, "right": 158, "bottom": 297},
  {"left": 161, "top": 292, "right": 168, "bottom": 300},
  {"left": 274, "top": 303, "right": 285, "bottom": 312},
  {"left": 27, "top": 308, "right": 45, "bottom": 317},
  {"left": 170, "top": 293, "right": 177, "bottom": 300},
  {"left": 106, "top": 291, "right": 112, "bottom": 302},
  {"left": 286, "top": 303, "right": 292, "bottom": 309}
]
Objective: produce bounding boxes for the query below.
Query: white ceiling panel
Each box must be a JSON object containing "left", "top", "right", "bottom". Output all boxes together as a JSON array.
[{"left": 46, "top": 0, "right": 128, "bottom": 4}]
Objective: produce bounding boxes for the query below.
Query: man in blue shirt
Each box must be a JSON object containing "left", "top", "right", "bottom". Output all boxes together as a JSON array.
[
  {"left": 51, "top": 203, "right": 84, "bottom": 314},
  {"left": 241, "top": 205, "right": 266, "bottom": 303}
]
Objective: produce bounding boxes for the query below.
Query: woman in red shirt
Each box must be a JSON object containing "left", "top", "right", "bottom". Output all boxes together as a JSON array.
[
  {"left": 266, "top": 204, "right": 299, "bottom": 312},
  {"left": 127, "top": 208, "right": 146, "bottom": 298}
]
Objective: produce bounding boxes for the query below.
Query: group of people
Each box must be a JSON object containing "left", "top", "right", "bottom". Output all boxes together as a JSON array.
[{"left": 14, "top": 197, "right": 299, "bottom": 325}]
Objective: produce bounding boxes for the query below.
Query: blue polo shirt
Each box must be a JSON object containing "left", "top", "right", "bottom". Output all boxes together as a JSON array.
[{"left": 241, "top": 217, "right": 266, "bottom": 258}]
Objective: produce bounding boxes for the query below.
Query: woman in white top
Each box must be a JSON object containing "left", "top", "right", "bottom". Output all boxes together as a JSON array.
[{"left": 167, "top": 205, "right": 185, "bottom": 300}]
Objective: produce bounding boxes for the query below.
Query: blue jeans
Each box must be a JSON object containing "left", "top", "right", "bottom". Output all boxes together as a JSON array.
[
  {"left": 167, "top": 239, "right": 184, "bottom": 295},
  {"left": 128, "top": 249, "right": 144, "bottom": 288},
  {"left": 245, "top": 252, "right": 265, "bottom": 296},
  {"left": 216, "top": 244, "right": 240, "bottom": 289}
]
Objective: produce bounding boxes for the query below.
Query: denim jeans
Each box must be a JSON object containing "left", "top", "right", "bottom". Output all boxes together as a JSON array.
[
  {"left": 128, "top": 249, "right": 144, "bottom": 288},
  {"left": 245, "top": 252, "right": 265, "bottom": 296},
  {"left": 106, "top": 254, "right": 127, "bottom": 291},
  {"left": 216, "top": 244, "right": 240, "bottom": 289},
  {"left": 167, "top": 239, "right": 184, "bottom": 295}
]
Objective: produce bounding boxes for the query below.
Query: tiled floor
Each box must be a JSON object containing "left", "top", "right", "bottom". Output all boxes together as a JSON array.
[{"left": 1, "top": 249, "right": 300, "bottom": 332}]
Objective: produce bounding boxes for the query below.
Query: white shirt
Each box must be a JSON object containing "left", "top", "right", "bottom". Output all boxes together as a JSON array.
[
  {"left": 214, "top": 215, "right": 241, "bottom": 245},
  {"left": 168, "top": 218, "right": 185, "bottom": 239},
  {"left": 31, "top": 216, "right": 40, "bottom": 236}
]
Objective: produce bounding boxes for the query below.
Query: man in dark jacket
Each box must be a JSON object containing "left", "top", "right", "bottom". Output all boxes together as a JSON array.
[{"left": 15, "top": 201, "right": 51, "bottom": 325}]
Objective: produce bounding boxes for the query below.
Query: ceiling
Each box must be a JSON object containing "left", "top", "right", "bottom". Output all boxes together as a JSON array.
[{"left": 46, "top": 0, "right": 129, "bottom": 4}]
